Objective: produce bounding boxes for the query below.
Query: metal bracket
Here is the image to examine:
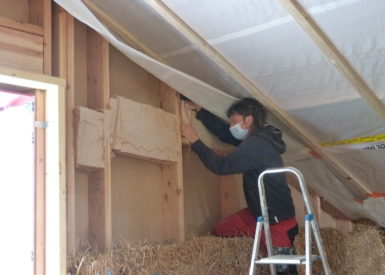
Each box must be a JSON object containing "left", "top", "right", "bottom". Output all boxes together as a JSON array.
[{"left": 35, "top": 121, "right": 49, "bottom": 128}]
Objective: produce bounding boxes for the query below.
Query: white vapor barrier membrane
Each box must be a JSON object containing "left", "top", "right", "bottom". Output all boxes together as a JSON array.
[
  {"left": 56, "top": 0, "right": 385, "bottom": 224},
  {"left": 288, "top": 99, "right": 385, "bottom": 142},
  {"left": 326, "top": 142, "right": 385, "bottom": 192},
  {"left": 54, "top": 0, "right": 238, "bottom": 120},
  {"left": 306, "top": 0, "right": 385, "bottom": 99},
  {"left": 363, "top": 198, "right": 385, "bottom": 227}
]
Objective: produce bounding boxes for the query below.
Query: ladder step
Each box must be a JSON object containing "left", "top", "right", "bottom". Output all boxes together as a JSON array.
[{"left": 255, "top": 254, "right": 320, "bottom": 265}]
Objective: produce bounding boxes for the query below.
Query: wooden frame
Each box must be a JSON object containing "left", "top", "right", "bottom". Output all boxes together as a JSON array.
[
  {"left": 0, "top": 66, "right": 66, "bottom": 275},
  {"left": 53, "top": 6, "right": 77, "bottom": 257},
  {"left": 86, "top": 27, "right": 112, "bottom": 251},
  {"left": 143, "top": 0, "right": 372, "bottom": 196},
  {"left": 34, "top": 89, "right": 46, "bottom": 275}
]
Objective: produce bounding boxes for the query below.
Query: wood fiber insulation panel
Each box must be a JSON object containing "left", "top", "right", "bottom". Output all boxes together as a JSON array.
[
  {"left": 111, "top": 96, "right": 179, "bottom": 162},
  {"left": 74, "top": 106, "right": 105, "bottom": 170},
  {"left": 0, "top": 25, "right": 43, "bottom": 73}
]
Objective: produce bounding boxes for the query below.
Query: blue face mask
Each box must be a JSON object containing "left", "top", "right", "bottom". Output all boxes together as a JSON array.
[{"left": 229, "top": 122, "right": 249, "bottom": 140}]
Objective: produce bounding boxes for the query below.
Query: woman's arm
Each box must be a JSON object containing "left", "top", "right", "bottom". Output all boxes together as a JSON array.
[
  {"left": 190, "top": 137, "right": 263, "bottom": 175},
  {"left": 196, "top": 109, "right": 241, "bottom": 146}
]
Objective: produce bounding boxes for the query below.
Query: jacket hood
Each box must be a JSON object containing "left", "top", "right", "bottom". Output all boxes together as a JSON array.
[{"left": 253, "top": 125, "right": 286, "bottom": 154}]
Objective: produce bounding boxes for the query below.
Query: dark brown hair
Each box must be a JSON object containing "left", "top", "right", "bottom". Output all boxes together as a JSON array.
[{"left": 226, "top": 97, "right": 267, "bottom": 133}]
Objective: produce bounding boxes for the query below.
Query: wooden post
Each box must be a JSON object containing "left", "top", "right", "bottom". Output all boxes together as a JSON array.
[
  {"left": 87, "top": 28, "right": 112, "bottom": 250},
  {"left": 53, "top": 6, "right": 76, "bottom": 257},
  {"left": 42, "top": 0, "right": 52, "bottom": 75},
  {"left": 160, "top": 83, "right": 185, "bottom": 241},
  {"left": 34, "top": 90, "right": 45, "bottom": 275}
]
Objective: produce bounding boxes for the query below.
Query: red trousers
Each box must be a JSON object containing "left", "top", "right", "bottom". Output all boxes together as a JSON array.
[{"left": 213, "top": 208, "right": 297, "bottom": 248}]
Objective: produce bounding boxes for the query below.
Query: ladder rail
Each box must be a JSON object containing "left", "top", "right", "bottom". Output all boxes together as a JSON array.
[
  {"left": 257, "top": 167, "right": 331, "bottom": 275},
  {"left": 305, "top": 215, "right": 312, "bottom": 275},
  {"left": 257, "top": 170, "right": 276, "bottom": 274},
  {"left": 249, "top": 217, "right": 263, "bottom": 275}
]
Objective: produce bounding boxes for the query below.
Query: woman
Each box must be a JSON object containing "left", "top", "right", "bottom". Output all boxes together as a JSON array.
[{"left": 181, "top": 97, "right": 298, "bottom": 275}]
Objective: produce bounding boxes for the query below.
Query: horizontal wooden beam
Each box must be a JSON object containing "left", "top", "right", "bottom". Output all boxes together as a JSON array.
[
  {"left": 0, "top": 15, "right": 43, "bottom": 36},
  {"left": 279, "top": 0, "right": 385, "bottom": 122},
  {"left": 144, "top": 0, "right": 372, "bottom": 195}
]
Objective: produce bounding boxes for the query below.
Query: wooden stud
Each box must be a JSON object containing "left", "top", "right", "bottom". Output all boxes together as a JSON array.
[
  {"left": 29, "top": 0, "right": 44, "bottom": 26},
  {"left": 143, "top": 0, "right": 372, "bottom": 196},
  {"left": 54, "top": 6, "right": 77, "bottom": 257},
  {"left": 43, "top": 0, "right": 52, "bottom": 75},
  {"left": 87, "top": 28, "right": 112, "bottom": 250},
  {"left": 34, "top": 89, "right": 45, "bottom": 275},
  {"left": 279, "top": 0, "right": 385, "bottom": 122},
  {"left": 159, "top": 83, "right": 185, "bottom": 241},
  {"left": 28, "top": 0, "right": 51, "bottom": 74}
]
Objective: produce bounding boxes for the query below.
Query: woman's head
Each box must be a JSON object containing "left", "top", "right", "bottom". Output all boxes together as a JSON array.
[{"left": 226, "top": 98, "right": 267, "bottom": 137}]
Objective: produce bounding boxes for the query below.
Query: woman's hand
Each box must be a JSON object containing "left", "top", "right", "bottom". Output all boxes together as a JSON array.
[
  {"left": 181, "top": 123, "right": 199, "bottom": 144},
  {"left": 184, "top": 101, "right": 201, "bottom": 112}
]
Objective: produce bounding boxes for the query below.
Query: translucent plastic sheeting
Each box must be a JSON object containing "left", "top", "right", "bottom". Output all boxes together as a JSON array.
[
  {"left": 288, "top": 99, "right": 385, "bottom": 142},
  {"left": 326, "top": 142, "right": 385, "bottom": 192},
  {"left": 363, "top": 198, "right": 385, "bottom": 227},
  {"left": 54, "top": 0, "right": 238, "bottom": 121}
]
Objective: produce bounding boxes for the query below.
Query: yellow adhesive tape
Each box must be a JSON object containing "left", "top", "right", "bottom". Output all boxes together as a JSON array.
[{"left": 321, "top": 134, "right": 385, "bottom": 147}]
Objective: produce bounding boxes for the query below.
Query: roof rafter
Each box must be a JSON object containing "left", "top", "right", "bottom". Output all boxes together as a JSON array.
[
  {"left": 279, "top": 0, "right": 385, "bottom": 122},
  {"left": 143, "top": 0, "right": 372, "bottom": 195}
]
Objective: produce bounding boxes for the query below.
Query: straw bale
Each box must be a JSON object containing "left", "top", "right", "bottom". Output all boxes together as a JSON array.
[
  {"left": 70, "top": 221, "right": 385, "bottom": 275},
  {"left": 70, "top": 236, "right": 269, "bottom": 275},
  {"left": 294, "top": 221, "right": 385, "bottom": 275}
]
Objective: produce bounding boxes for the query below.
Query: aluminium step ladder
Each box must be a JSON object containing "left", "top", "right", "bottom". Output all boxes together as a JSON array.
[{"left": 249, "top": 167, "right": 331, "bottom": 275}]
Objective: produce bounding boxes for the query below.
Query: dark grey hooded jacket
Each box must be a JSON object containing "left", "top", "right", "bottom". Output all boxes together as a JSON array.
[{"left": 191, "top": 109, "right": 295, "bottom": 223}]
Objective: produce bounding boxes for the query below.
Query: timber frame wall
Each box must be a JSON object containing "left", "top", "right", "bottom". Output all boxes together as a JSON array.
[{"left": 52, "top": 8, "right": 186, "bottom": 256}]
